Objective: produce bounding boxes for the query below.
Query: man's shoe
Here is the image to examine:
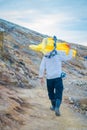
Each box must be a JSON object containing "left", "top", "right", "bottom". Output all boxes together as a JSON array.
[
  {"left": 55, "top": 108, "right": 60, "bottom": 116},
  {"left": 50, "top": 100, "right": 55, "bottom": 111}
]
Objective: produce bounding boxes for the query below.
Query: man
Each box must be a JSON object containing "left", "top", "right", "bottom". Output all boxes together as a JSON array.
[{"left": 39, "top": 36, "right": 73, "bottom": 116}]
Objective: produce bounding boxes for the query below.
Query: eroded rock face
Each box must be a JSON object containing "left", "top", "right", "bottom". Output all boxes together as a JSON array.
[
  {"left": 0, "top": 19, "right": 43, "bottom": 130},
  {"left": 0, "top": 85, "right": 33, "bottom": 130}
]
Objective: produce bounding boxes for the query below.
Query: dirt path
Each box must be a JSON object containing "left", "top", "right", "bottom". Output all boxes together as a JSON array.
[{"left": 16, "top": 86, "right": 87, "bottom": 130}]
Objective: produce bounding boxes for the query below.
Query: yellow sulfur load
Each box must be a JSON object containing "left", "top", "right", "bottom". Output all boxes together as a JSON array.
[{"left": 29, "top": 37, "right": 76, "bottom": 57}]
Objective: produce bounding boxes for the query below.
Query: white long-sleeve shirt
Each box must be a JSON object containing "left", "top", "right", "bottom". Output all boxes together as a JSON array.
[{"left": 39, "top": 50, "right": 73, "bottom": 79}]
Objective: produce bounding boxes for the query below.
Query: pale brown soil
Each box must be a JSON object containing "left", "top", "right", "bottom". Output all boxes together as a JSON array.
[{"left": 17, "top": 86, "right": 87, "bottom": 130}]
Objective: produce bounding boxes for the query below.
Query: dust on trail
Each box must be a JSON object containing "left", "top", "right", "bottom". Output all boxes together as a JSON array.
[{"left": 17, "top": 86, "right": 87, "bottom": 130}]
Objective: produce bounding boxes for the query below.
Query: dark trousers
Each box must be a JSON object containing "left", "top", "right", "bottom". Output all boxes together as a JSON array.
[{"left": 46, "top": 77, "right": 64, "bottom": 103}]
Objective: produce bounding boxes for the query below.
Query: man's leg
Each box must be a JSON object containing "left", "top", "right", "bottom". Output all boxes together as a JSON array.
[
  {"left": 54, "top": 78, "right": 64, "bottom": 116},
  {"left": 46, "top": 79, "right": 55, "bottom": 110}
]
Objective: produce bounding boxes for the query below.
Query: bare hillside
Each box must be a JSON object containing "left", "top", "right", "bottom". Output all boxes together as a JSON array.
[{"left": 0, "top": 19, "right": 87, "bottom": 130}]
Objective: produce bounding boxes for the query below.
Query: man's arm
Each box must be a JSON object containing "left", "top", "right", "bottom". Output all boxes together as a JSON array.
[
  {"left": 39, "top": 57, "right": 46, "bottom": 78},
  {"left": 60, "top": 50, "right": 73, "bottom": 61},
  {"left": 39, "top": 57, "right": 46, "bottom": 84}
]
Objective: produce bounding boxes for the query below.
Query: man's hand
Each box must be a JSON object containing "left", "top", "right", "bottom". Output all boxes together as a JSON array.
[{"left": 39, "top": 77, "right": 44, "bottom": 85}]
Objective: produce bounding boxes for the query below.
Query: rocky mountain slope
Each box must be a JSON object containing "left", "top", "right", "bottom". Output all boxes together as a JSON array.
[{"left": 0, "top": 19, "right": 87, "bottom": 130}]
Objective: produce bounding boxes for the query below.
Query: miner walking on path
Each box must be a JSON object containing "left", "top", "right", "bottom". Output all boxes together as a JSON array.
[{"left": 39, "top": 36, "right": 73, "bottom": 116}]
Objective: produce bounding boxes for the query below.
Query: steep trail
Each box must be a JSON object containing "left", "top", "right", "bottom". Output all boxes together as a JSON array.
[{"left": 16, "top": 86, "right": 87, "bottom": 130}]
